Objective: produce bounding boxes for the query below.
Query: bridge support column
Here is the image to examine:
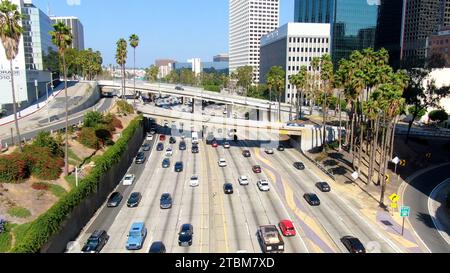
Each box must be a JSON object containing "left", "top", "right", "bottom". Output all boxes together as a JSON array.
[
  {"left": 191, "top": 98, "right": 195, "bottom": 114},
  {"left": 226, "top": 104, "right": 233, "bottom": 118}
]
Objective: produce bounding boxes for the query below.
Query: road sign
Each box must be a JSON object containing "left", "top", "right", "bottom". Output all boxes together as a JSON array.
[
  {"left": 400, "top": 160, "right": 406, "bottom": 167},
  {"left": 392, "top": 157, "right": 400, "bottom": 165},
  {"left": 391, "top": 202, "right": 398, "bottom": 209},
  {"left": 426, "top": 153, "right": 432, "bottom": 159},
  {"left": 385, "top": 174, "right": 390, "bottom": 182},
  {"left": 400, "top": 206, "right": 410, "bottom": 217},
  {"left": 389, "top": 193, "right": 400, "bottom": 203}
]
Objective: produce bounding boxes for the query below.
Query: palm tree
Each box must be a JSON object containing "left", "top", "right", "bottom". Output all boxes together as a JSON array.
[
  {"left": 115, "top": 38, "right": 127, "bottom": 99},
  {"left": 266, "top": 66, "right": 286, "bottom": 122},
  {"left": 289, "top": 65, "right": 307, "bottom": 120},
  {"left": 129, "top": 34, "right": 139, "bottom": 104},
  {"left": 319, "top": 54, "right": 334, "bottom": 149},
  {"left": 0, "top": 0, "right": 24, "bottom": 151},
  {"left": 50, "top": 21, "right": 73, "bottom": 176}
]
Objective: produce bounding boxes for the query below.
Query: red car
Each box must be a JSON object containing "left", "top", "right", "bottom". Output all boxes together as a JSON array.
[
  {"left": 160, "top": 135, "right": 166, "bottom": 142},
  {"left": 252, "top": 165, "right": 262, "bottom": 173},
  {"left": 212, "top": 141, "right": 218, "bottom": 148},
  {"left": 279, "top": 220, "right": 296, "bottom": 237}
]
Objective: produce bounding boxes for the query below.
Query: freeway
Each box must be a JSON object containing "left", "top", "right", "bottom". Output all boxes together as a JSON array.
[
  {"left": 402, "top": 164, "right": 450, "bottom": 253},
  {"left": 70, "top": 118, "right": 406, "bottom": 253}
]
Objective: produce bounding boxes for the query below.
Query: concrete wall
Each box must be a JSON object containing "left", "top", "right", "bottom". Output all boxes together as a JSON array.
[{"left": 299, "top": 126, "right": 340, "bottom": 152}]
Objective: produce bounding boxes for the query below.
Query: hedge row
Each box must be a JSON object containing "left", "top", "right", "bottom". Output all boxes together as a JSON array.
[{"left": 11, "top": 115, "right": 143, "bottom": 253}]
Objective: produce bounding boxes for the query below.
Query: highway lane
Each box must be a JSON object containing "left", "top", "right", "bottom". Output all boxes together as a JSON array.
[
  {"left": 252, "top": 130, "right": 402, "bottom": 253},
  {"left": 403, "top": 163, "right": 450, "bottom": 253}
]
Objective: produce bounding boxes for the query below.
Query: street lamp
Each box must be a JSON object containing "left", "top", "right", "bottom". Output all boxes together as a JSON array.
[
  {"left": 46, "top": 81, "right": 53, "bottom": 124},
  {"left": 34, "top": 80, "right": 39, "bottom": 109}
]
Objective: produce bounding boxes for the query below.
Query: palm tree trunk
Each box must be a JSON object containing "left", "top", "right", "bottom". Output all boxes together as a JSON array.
[
  {"left": 338, "top": 92, "right": 342, "bottom": 151},
  {"left": 368, "top": 116, "right": 379, "bottom": 185},
  {"left": 9, "top": 60, "right": 23, "bottom": 152},
  {"left": 378, "top": 114, "right": 387, "bottom": 186},
  {"left": 133, "top": 48, "right": 136, "bottom": 105},
  {"left": 322, "top": 92, "right": 327, "bottom": 149},
  {"left": 389, "top": 117, "right": 398, "bottom": 159},
  {"left": 357, "top": 123, "right": 365, "bottom": 178},
  {"left": 278, "top": 91, "right": 282, "bottom": 122},
  {"left": 380, "top": 121, "right": 393, "bottom": 206},
  {"left": 63, "top": 54, "right": 69, "bottom": 176},
  {"left": 299, "top": 90, "right": 304, "bottom": 120}
]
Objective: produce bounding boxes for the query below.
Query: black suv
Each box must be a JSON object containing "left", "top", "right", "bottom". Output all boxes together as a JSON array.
[
  {"left": 192, "top": 144, "right": 199, "bottom": 154},
  {"left": 242, "top": 150, "right": 251, "bottom": 157},
  {"left": 277, "top": 144, "right": 285, "bottom": 151},
  {"left": 178, "top": 224, "right": 193, "bottom": 247},
  {"left": 304, "top": 193, "right": 321, "bottom": 206},
  {"left": 223, "top": 183, "right": 234, "bottom": 194},
  {"left": 175, "top": 162, "right": 184, "bottom": 172},
  {"left": 107, "top": 192, "right": 123, "bottom": 207},
  {"left": 293, "top": 162, "right": 305, "bottom": 170},
  {"left": 341, "top": 236, "right": 366, "bottom": 253},
  {"left": 135, "top": 152, "right": 146, "bottom": 164},
  {"left": 169, "top": 137, "right": 177, "bottom": 144},
  {"left": 82, "top": 230, "right": 109, "bottom": 253},
  {"left": 316, "top": 182, "right": 331, "bottom": 192},
  {"left": 179, "top": 141, "right": 186, "bottom": 151}
]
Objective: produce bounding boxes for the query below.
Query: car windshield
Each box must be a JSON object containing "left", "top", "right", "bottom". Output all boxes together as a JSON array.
[
  {"left": 86, "top": 238, "right": 98, "bottom": 247},
  {"left": 125, "top": 175, "right": 133, "bottom": 180},
  {"left": 191, "top": 176, "right": 198, "bottom": 180}
]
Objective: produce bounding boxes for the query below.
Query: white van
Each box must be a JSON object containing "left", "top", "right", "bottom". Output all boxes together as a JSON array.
[{"left": 191, "top": 132, "right": 199, "bottom": 145}]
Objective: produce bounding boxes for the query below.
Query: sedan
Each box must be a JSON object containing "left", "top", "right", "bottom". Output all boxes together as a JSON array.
[
  {"left": 178, "top": 224, "right": 194, "bottom": 247},
  {"left": 107, "top": 192, "right": 123, "bottom": 207},
  {"left": 265, "top": 148, "right": 274, "bottom": 154},
  {"left": 242, "top": 150, "right": 251, "bottom": 157},
  {"left": 162, "top": 158, "right": 171, "bottom": 168},
  {"left": 179, "top": 141, "right": 187, "bottom": 151},
  {"left": 223, "top": 183, "right": 234, "bottom": 194},
  {"left": 157, "top": 143, "right": 164, "bottom": 151},
  {"left": 304, "top": 193, "right": 321, "bottom": 206},
  {"left": 135, "top": 152, "right": 146, "bottom": 164},
  {"left": 218, "top": 158, "right": 227, "bottom": 167},
  {"left": 223, "top": 142, "right": 231, "bottom": 149},
  {"left": 146, "top": 133, "right": 153, "bottom": 141},
  {"left": 257, "top": 179, "right": 270, "bottom": 192},
  {"left": 252, "top": 165, "right": 262, "bottom": 173},
  {"left": 341, "top": 236, "right": 366, "bottom": 253},
  {"left": 148, "top": 241, "right": 166, "bottom": 253},
  {"left": 279, "top": 220, "right": 297, "bottom": 237},
  {"left": 127, "top": 192, "right": 142, "bottom": 208},
  {"left": 277, "top": 145, "right": 285, "bottom": 151},
  {"left": 142, "top": 143, "right": 151, "bottom": 151},
  {"left": 160, "top": 135, "right": 166, "bottom": 142},
  {"left": 165, "top": 148, "right": 173, "bottom": 157},
  {"left": 238, "top": 175, "right": 249, "bottom": 186},
  {"left": 212, "top": 141, "right": 219, "bottom": 148},
  {"left": 293, "top": 162, "right": 305, "bottom": 170},
  {"left": 192, "top": 145, "right": 199, "bottom": 154},
  {"left": 190, "top": 175, "right": 199, "bottom": 187},
  {"left": 175, "top": 162, "right": 184, "bottom": 172},
  {"left": 160, "top": 193, "right": 173, "bottom": 209},
  {"left": 169, "top": 137, "right": 177, "bottom": 144},
  {"left": 122, "top": 174, "right": 136, "bottom": 186},
  {"left": 316, "top": 182, "right": 331, "bottom": 192}
]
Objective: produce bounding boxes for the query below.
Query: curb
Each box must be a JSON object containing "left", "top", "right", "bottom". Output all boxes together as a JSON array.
[{"left": 428, "top": 179, "right": 450, "bottom": 246}]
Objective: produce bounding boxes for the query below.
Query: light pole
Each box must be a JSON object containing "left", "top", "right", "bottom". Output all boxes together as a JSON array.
[
  {"left": 34, "top": 80, "right": 39, "bottom": 109},
  {"left": 46, "top": 82, "right": 53, "bottom": 123}
]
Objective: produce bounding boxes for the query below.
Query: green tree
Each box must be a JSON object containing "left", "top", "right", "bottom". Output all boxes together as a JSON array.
[
  {"left": 43, "top": 47, "right": 60, "bottom": 73},
  {"left": 145, "top": 65, "right": 159, "bottom": 82},
  {"left": 50, "top": 21, "right": 73, "bottom": 176},
  {"left": 129, "top": 34, "right": 139, "bottom": 103},
  {"left": 319, "top": 54, "right": 334, "bottom": 149},
  {"left": 403, "top": 68, "right": 450, "bottom": 143},
  {"left": 115, "top": 38, "right": 128, "bottom": 99},
  {"left": 289, "top": 65, "right": 307, "bottom": 120},
  {"left": 0, "top": 0, "right": 24, "bottom": 151},
  {"left": 428, "top": 109, "right": 449, "bottom": 123},
  {"left": 234, "top": 66, "right": 253, "bottom": 99},
  {"left": 266, "top": 66, "right": 286, "bottom": 122},
  {"left": 83, "top": 111, "right": 104, "bottom": 128},
  {"left": 32, "top": 131, "right": 63, "bottom": 157}
]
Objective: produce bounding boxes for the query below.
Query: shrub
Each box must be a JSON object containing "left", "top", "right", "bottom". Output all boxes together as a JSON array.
[
  {"left": 11, "top": 116, "right": 143, "bottom": 253},
  {"left": 0, "top": 153, "right": 30, "bottom": 183},
  {"left": 31, "top": 183, "right": 50, "bottom": 191},
  {"left": 203, "top": 85, "right": 220, "bottom": 92},
  {"left": 116, "top": 100, "right": 134, "bottom": 114},
  {"left": 95, "top": 125, "right": 113, "bottom": 147},
  {"left": 429, "top": 109, "right": 449, "bottom": 124},
  {"left": 32, "top": 132, "right": 63, "bottom": 157},
  {"left": 78, "top": 127, "right": 100, "bottom": 149},
  {"left": 83, "top": 111, "right": 104, "bottom": 128},
  {"left": 24, "top": 146, "right": 63, "bottom": 180}
]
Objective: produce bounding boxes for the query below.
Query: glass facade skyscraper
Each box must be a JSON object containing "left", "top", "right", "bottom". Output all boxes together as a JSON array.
[{"left": 294, "top": 0, "right": 380, "bottom": 65}]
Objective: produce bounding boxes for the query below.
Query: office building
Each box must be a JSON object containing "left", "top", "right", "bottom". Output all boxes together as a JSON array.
[
  {"left": 428, "top": 27, "right": 450, "bottom": 66},
  {"left": 445, "top": 0, "right": 450, "bottom": 26},
  {"left": 213, "top": 54, "right": 230, "bottom": 62},
  {"left": 294, "top": 0, "right": 379, "bottom": 65},
  {"left": 51, "top": 16, "right": 85, "bottom": 51},
  {"left": 229, "top": 0, "right": 280, "bottom": 83},
  {"left": 155, "top": 59, "right": 176, "bottom": 79},
  {"left": 402, "top": 0, "right": 442, "bottom": 64},
  {"left": 1, "top": 0, "right": 53, "bottom": 114},
  {"left": 188, "top": 58, "right": 202, "bottom": 75},
  {"left": 260, "top": 23, "right": 331, "bottom": 103}
]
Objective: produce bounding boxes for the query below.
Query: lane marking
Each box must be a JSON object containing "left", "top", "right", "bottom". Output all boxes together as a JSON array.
[{"left": 428, "top": 179, "right": 450, "bottom": 246}]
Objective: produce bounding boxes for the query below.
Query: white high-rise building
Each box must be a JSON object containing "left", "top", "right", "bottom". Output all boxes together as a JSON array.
[
  {"left": 50, "top": 16, "right": 85, "bottom": 51},
  {"left": 229, "top": 0, "right": 279, "bottom": 83}
]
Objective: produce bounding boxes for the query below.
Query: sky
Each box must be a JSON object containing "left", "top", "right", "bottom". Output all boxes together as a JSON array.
[{"left": 33, "top": 0, "right": 295, "bottom": 68}]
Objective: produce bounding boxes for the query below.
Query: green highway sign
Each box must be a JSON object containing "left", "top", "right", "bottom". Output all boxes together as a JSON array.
[{"left": 400, "top": 206, "right": 410, "bottom": 218}]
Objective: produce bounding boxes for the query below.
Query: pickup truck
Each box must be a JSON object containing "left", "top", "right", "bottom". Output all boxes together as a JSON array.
[{"left": 257, "top": 225, "right": 285, "bottom": 253}]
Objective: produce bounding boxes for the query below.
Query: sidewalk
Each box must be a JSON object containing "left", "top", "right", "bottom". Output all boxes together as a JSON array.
[{"left": 0, "top": 83, "right": 66, "bottom": 127}]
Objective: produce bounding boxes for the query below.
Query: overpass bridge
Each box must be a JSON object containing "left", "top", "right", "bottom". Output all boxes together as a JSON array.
[{"left": 98, "top": 80, "right": 294, "bottom": 122}]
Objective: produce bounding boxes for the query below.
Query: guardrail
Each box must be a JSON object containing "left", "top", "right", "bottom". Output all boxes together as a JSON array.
[
  {"left": 396, "top": 128, "right": 450, "bottom": 138},
  {"left": 299, "top": 149, "right": 336, "bottom": 181}
]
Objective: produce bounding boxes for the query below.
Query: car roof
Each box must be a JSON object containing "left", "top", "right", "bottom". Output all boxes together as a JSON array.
[
  {"left": 131, "top": 222, "right": 145, "bottom": 229},
  {"left": 280, "top": 220, "right": 294, "bottom": 227},
  {"left": 91, "top": 230, "right": 106, "bottom": 238}
]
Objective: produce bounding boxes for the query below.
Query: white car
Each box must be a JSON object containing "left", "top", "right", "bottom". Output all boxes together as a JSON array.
[
  {"left": 238, "top": 175, "right": 249, "bottom": 186},
  {"left": 265, "top": 148, "right": 274, "bottom": 154},
  {"left": 218, "top": 158, "right": 227, "bottom": 167},
  {"left": 146, "top": 133, "right": 153, "bottom": 141},
  {"left": 123, "top": 174, "right": 136, "bottom": 186},
  {"left": 165, "top": 148, "right": 173, "bottom": 157},
  {"left": 257, "top": 179, "right": 270, "bottom": 192},
  {"left": 190, "top": 175, "right": 199, "bottom": 187},
  {"left": 164, "top": 120, "right": 169, "bottom": 127},
  {"left": 223, "top": 142, "right": 231, "bottom": 149}
]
